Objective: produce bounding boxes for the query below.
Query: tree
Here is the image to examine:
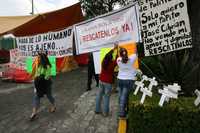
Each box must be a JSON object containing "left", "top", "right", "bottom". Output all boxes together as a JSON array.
[{"left": 79, "top": 0, "right": 137, "bottom": 19}]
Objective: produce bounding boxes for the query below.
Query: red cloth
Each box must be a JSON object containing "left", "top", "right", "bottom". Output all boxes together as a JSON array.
[
  {"left": 75, "top": 53, "right": 88, "bottom": 65},
  {"left": 100, "top": 60, "right": 117, "bottom": 84}
]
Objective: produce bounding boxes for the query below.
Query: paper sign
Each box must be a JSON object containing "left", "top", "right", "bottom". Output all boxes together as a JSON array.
[
  {"left": 48, "top": 56, "right": 56, "bottom": 76},
  {"left": 26, "top": 57, "right": 33, "bottom": 73}
]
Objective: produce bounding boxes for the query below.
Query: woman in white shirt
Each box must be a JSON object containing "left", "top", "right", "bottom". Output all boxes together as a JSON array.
[{"left": 117, "top": 47, "right": 137, "bottom": 118}]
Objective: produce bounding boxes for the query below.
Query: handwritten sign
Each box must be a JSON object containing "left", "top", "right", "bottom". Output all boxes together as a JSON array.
[
  {"left": 16, "top": 27, "right": 73, "bottom": 57},
  {"left": 140, "top": 0, "right": 192, "bottom": 56}
]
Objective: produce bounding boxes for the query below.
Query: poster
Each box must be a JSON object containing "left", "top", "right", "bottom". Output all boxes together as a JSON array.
[
  {"left": 10, "top": 48, "right": 26, "bottom": 69},
  {"left": 16, "top": 27, "right": 73, "bottom": 57},
  {"left": 74, "top": 2, "right": 141, "bottom": 54},
  {"left": 140, "top": 0, "right": 192, "bottom": 56}
]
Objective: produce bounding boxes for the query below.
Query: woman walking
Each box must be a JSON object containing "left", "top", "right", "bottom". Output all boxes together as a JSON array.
[
  {"left": 117, "top": 48, "right": 137, "bottom": 118},
  {"left": 30, "top": 53, "right": 56, "bottom": 121},
  {"left": 95, "top": 46, "right": 118, "bottom": 116}
]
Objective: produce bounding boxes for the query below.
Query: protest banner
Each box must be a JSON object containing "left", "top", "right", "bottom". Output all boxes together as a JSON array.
[
  {"left": 140, "top": 0, "right": 192, "bottom": 56},
  {"left": 74, "top": 2, "right": 141, "bottom": 54},
  {"left": 16, "top": 27, "right": 73, "bottom": 57},
  {"left": 10, "top": 48, "right": 26, "bottom": 69}
]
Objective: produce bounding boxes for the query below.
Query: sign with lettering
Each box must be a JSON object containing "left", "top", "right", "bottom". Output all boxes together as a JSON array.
[
  {"left": 16, "top": 27, "right": 73, "bottom": 57},
  {"left": 140, "top": 0, "right": 192, "bottom": 56},
  {"left": 10, "top": 48, "right": 26, "bottom": 69},
  {"left": 74, "top": 2, "right": 141, "bottom": 54}
]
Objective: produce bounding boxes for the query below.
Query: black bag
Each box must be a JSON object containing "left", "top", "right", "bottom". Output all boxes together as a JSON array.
[{"left": 34, "top": 75, "right": 46, "bottom": 97}]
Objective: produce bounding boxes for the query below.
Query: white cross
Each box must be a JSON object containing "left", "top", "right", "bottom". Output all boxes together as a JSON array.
[
  {"left": 194, "top": 89, "right": 200, "bottom": 106},
  {"left": 140, "top": 87, "right": 152, "bottom": 104},
  {"left": 167, "top": 83, "right": 181, "bottom": 94},
  {"left": 158, "top": 84, "right": 181, "bottom": 107},
  {"left": 148, "top": 77, "right": 158, "bottom": 91},
  {"left": 134, "top": 75, "right": 148, "bottom": 95}
]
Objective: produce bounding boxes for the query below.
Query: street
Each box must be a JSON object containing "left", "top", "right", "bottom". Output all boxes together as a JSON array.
[{"left": 0, "top": 67, "right": 118, "bottom": 133}]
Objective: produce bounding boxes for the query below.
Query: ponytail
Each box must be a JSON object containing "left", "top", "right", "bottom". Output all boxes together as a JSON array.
[{"left": 120, "top": 48, "right": 128, "bottom": 64}]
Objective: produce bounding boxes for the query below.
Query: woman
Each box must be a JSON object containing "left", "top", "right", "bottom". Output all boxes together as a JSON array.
[
  {"left": 117, "top": 48, "right": 137, "bottom": 118},
  {"left": 30, "top": 53, "right": 56, "bottom": 121},
  {"left": 95, "top": 46, "right": 118, "bottom": 116}
]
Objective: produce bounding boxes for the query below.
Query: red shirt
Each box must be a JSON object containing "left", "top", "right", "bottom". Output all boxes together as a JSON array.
[{"left": 100, "top": 60, "right": 117, "bottom": 84}]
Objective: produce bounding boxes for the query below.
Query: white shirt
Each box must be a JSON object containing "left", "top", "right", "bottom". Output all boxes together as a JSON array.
[{"left": 117, "top": 54, "right": 137, "bottom": 80}]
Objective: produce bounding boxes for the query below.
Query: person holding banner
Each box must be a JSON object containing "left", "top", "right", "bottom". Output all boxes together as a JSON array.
[
  {"left": 87, "top": 53, "right": 99, "bottom": 91},
  {"left": 95, "top": 45, "right": 118, "bottom": 117},
  {"left": 30, "top": 53, "right": 56, "bottom": 121},
  {"left": 117, "top": 48, "right": 137, "bottom": 118}
]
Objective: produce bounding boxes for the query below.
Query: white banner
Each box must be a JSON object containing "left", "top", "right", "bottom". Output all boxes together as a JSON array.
[
  {"left": 16, "top": 27, "right": 73, "bottom": 57},
  {"left": 140, "top": 0, "right": 192, "bottom": 56},
  {"left": 10, "top": 48, "right": 26, "bottom": 69},
  {"left": 74, "top": 2, "right": 141, "bottom": 54}
]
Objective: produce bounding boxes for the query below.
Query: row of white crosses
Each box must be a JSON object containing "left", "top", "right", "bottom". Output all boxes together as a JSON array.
[
  {"left": 134, "top": 75, "right": 182, "bottom": 107},
  {"left": 134, "top": 75, "right": 158, "bottom": 104},
  {"left": 158, "top": 83, "right": 181, "bottom": 107}
]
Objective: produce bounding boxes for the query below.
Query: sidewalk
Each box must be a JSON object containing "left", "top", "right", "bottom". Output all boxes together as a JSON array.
[
  {"left": 60, "top": 86, "right": 119, "bottom": 133},
  {"left": 0, "top": 67, "right": 119, "bottom": 133}
]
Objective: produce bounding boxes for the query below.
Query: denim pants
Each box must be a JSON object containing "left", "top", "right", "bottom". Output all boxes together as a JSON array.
[
  {"left": 33, "top": 84, "right": 55, "bottom": 108},
  {"left": 95, "top": 81, "right": 112, "bottom": 114},
  {"left": 117, "top": 79, "right": 134, "bottom": 117}
]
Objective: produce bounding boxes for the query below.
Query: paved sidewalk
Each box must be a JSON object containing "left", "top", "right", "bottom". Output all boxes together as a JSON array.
[
  {"left": 60, "top": 86, "right": 119, "bottom": 133},
  {"left": 0, "top": 67, "right": 119, "bottom": 133}
]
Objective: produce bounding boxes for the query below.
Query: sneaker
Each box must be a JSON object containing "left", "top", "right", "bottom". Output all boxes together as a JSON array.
[
  {"left": 95, "top": 111, "right": 101, "bottom": 114},
  {"left": 86, "top": 88, "right": 91, "bottom": 91},
  {"left": 29, "top": 113, "right": 38, "bottom": 121},
  {"left": 49, "top": 107, "right": 56, "bottom": 113},
  {"left": 119, "top": 115, "right": 127, "bottom": 120}
]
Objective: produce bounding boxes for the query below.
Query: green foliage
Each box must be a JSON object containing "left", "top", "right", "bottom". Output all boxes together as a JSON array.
[
  {"left": 79, "top": 0, "right": 136, "bottom": 19},
  {"left": 128, "top": 93, "right": 200, "bottom": 133},
  {"left": 139, "top": 49, "right": 199, "bottom": 96}
]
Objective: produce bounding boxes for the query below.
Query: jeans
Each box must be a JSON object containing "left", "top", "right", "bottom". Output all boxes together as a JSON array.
[
  {"left": 117, "top": 79, "right": 134, "bottom": 117},
  {"left": 95, "top": 81, "right": 112, "bottom": 114},
  {"left": 33, "top": 85, "right": 55, "bottom": 108}
]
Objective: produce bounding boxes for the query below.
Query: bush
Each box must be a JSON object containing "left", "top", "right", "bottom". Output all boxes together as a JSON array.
[{"left": 128, "top": 93, "right": 200, "bottom": 133}]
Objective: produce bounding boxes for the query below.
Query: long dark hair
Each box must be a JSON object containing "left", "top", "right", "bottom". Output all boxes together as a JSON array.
[
  {"left": 39, "top": 53, "right": 52, "bottom": 69},
  {"left": 102, "top": 49, "right": 114, "bottom": 70},
  {"left": 120, "top": 48, "right": 128, "bottom": 64}
]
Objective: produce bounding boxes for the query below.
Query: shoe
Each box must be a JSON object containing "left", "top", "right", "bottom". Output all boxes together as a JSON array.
[
  {"left": 118, "top": 115, "right": 127, "bottom": 120},
  {"left": 95, "top": 111, "right": 101, "bottom": 114},
  {"left": 29, "top": 113, "right": 38, "bottom": 121},
  {"left": 86, "top": 88, "right": 91, "bottom": 91},
  {"left": 49, "top": 107, "right": 56, "bottom": 113}
]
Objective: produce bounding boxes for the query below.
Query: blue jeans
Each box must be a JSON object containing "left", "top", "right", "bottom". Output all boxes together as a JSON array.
[
  {"left": 95, "top": 81, "right": 112, "bottom": 114},
  {"left": 33, "top": 85, "right": 55, "bottom": 108},
  {"left": 118, "top": 79, "right": 134, "bottom": 117}
]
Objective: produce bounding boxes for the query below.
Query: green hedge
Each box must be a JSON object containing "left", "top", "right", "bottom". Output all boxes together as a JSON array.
[{"left": 128, "top": 93, "right": 200, "bottom": 133}]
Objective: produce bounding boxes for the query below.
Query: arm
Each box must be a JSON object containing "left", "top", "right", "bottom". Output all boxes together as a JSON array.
[{"left": 129, "top": 54, "right": 137, "bottom": 64}]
